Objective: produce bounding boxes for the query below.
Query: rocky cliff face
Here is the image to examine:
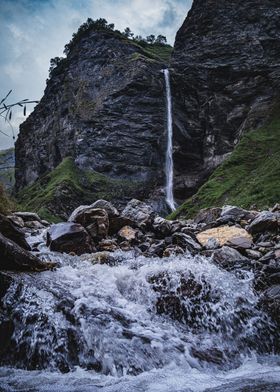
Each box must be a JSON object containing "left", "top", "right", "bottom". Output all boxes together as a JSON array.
[
  {"left": 171, "top": 0, "right": 280, "bottom": 201},
  {"left": 15, "top": 30, "right": 168, "bottom": 214},
  {"left": 15, "top": 1, "right": 280, "bottom": 219}
]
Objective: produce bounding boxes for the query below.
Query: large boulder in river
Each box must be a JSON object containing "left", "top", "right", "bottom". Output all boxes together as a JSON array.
[
  {"left": 0, "top": 214, "right": 30, "bottom": 250},
  {"left": 69, "top": 207, "right": 109, "bottom": 240},
  {"left": 47, "top": 222, "right": 94, "bottom": 255}
]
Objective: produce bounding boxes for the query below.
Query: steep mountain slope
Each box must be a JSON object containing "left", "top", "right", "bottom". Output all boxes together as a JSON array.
[
  {"left": 169, "top": 107, "right": 280, "bottom": 220},
  {"left": 15, "top": 28, "right": 171, "bottom": 219},
  {"left": 171, "top": 0, "right": 280, "bottom": 202}
]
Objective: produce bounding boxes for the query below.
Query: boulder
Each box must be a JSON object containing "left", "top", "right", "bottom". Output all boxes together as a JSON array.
[
  {"left": 152, "top": 217, "right": 172, "bottom": 237},
  {"left": 197, "top": 226, "right": 252, "bottom": 248},
  {"left": 0, "top": 214, "right": 30, "bottom": 250},
  {"left": 14, "top": 212, "right": 43, "bottom": 223},
  {"left": 118, "top": 226, "right": 138, "bottom": 242},
  {"left": 121, "top": 199, "right": 155, "bottom": 228},
  {"left": 47, "top": 222, "right": 94, "bottom": 255},
  {"left": 218, "top": 205, "right": 255, "bottom": 224},
  {"left": 69, "top": 207, "right": 109, "bottom": 240},
  {"left": 90, "top": 200, "right": 119, "bottom": 218},
  {"left": 211, "top": 246, "right": 250, "bottom": 271},
  {"left": 225, "top": 236, "right": 253, "bottom": 251},
  {"left": 6, "top": 215, "right": 25, "bottom": 228},
  {"left": 163, "top": 245, "right": 184, "bottom": 257},
  {"left": 194, "top": 207, "right": 222, "bottom": 225},
  {"left": 248, "top": 211, "right": 279, "bottom": 234},
  {"left": 24, "top": 220, "right": 45, "bottom": 230},
  {"left": 0, "top": 233, "right": 51, "bottom": 271},
  {"left": 98, "top": 239, "right": 119, "bottom": 252},
  {"left": 172, "top": 232, "right": 202, "bottom": 252},
  {"left": 205, "top": 237, "right": 220, "bottom": 250}
]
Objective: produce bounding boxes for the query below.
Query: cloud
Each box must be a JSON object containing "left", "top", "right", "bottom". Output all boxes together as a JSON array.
[{"left": 0, "top": 0, "right": 192, "bottom": 149}]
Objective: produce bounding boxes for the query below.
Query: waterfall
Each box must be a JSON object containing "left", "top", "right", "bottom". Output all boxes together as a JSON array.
[{"left": 163, "top": 68, "right": 176, "bottom": 211}]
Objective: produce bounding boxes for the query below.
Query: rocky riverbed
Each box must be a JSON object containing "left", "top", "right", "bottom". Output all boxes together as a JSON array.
[{"left": 1, "top": 199, "right": 280, "bottom": 379}]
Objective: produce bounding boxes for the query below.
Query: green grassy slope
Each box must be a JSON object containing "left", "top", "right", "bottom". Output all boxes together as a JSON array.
[
  {"left": 17, "top": 157, "right": 147, "bottom": 222},
  {"left": 169, "top": 115, "right": 280, "bottom": 220}
]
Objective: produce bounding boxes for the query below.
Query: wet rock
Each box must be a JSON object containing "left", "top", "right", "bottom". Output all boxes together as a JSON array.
[
  {"left": 47, "top": 222, "right": 94, "bottom": 255},
  {"left": 121, "top": 199, "right": 155, "bottom": 229},
  {"left": 218, "top": 205, "right": 256, "bottom": 225},
  {"left": 248, "top": 211, "right": 279, "bottom": 234},
  {"left": 148, "top": 240, "right": 166, "bottom": 257},
  {"left": 272, "top": 204, "right": 280, "bottom": 213},
  {"left": 24, "top": 220, "right": 45, "bottom": 230},
  {"left": 205, "top": 237, "right": 220, "bottom": 250},
  {"left": 193, "top": 207, "right": 222, "bottom": 225},
  {"left": 6, "top": 215, "right": 25, "bottom": 228},
  {"left": 98, "top": 239, "right": 119, "bottom": 252},
  {"left": 211, "top": 246, "right": 250, "bottom": 271},
  {"left": 0, "top": 233, "right": 51, "bottom": 271},
  {"left": 149, "top": 271, "right": 213, "bottom": 327},
  {"left": 70, "top": 207, "right": 109, "bottom": 240},
  {"left": 80, "top": 252, "right": 115, "bottom": 265},
  {"left": 152, "top": 217, "right": 172, "bottom": 237},
  {"left": 0, "top": 213, "right": 30, "bottom": 250},
  {"left": 225, "top": 236, "right": 253, "bottom": 251},
  {"left": 90, "top": 200, "right": 119, "bottom": 218},
  {"left": 246, "top": 249, "right": 262, "bottom": 259},
  {"left": 14, "top": 211, "right": 43, "bottom": 223},
  {"left": 173, "top": 232, "right": 202, "bottom": 252},
  {"left": 197, "top": 226, "right": 252, "bottom": 248},
  {"left": 163, "top": 245, "right": 184, "bottom": 257},
  {"left": 118, "top": 226, "right": 138, "bottom": 242}
]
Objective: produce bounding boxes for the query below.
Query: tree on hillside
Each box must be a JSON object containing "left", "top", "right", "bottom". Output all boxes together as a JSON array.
[
  {"left": 123, "top": 27, "right": 134, "bottom": 39},
  {"left": 155, "top": 35, "right": 167, "bottom": 45},
  {"left": 146, "top": 34, "right": 156, "bottom": 44}
]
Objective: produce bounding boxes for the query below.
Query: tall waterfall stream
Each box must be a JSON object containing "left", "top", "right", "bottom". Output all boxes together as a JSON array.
[
  {"left": 163, "top": 69, "right": 176, "bottom": 212},
  {"left": 1, "top": 229, "right": 280, "bottom": 391}
]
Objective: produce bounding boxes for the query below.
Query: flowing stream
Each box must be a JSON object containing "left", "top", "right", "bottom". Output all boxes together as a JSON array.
[
  {"left": 163, "top": 69, "right": 176, "bottom": 211},
  {"left": 1, "top": 230, "right": 280, "bottom": 391}
]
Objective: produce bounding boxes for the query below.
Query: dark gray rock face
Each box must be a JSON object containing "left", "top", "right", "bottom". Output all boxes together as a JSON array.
[
  {"left": 171, "top": 0, "right": 280, "bottom": 200},
  {"left": 15, "top": 31, "right": 166, "bottom": 199}
]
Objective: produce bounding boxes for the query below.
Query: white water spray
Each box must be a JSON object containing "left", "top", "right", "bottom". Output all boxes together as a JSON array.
[{"left": 163, "top": 68, "right": 176, "bottom": 211}]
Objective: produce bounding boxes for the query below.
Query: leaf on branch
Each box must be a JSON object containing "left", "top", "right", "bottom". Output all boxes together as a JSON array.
[
  {"left": 0, "top": 90, "right": 12, "bottom": 105},
  {"left": 24, "top": 105, "right": 26, "bottom": 116},
  {"left": 9, "top": 110, "right": 12, "bottom": 121}
]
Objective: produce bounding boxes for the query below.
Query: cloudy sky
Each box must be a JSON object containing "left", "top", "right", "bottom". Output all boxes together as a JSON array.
[{"left": 0, "top": 0, "right": 192, "bottom": 149}]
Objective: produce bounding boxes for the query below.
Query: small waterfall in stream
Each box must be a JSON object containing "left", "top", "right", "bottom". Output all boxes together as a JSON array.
[
  {"left": 163, "top": 68, "right": 176, "bottom": 211},
  {"left": 1, "top": 228, "right": 280, "bottom": 391}
]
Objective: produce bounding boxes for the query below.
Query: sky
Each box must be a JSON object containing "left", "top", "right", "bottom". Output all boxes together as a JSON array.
[{"left": 0, "top": 0, "right": 192, "bottom": 149}]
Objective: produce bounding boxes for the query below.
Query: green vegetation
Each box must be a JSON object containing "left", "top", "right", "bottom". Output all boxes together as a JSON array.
[
  {"left": 49, "top": 18, "right": 172, "bottom": 78},
  {"left": 17, "top": 157, "right": 147, "bottom": 222},
  {"left": 169, "top": 115, "right": 280, "bottom": 220}
]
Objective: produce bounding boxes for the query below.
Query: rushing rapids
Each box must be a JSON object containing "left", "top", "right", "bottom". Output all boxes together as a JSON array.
[
  {"left": 1, "top": 229, "right": 280, "bottom": 391},
  {"left": 163, "top": 69, "right": 176, "bottom": 212}
]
